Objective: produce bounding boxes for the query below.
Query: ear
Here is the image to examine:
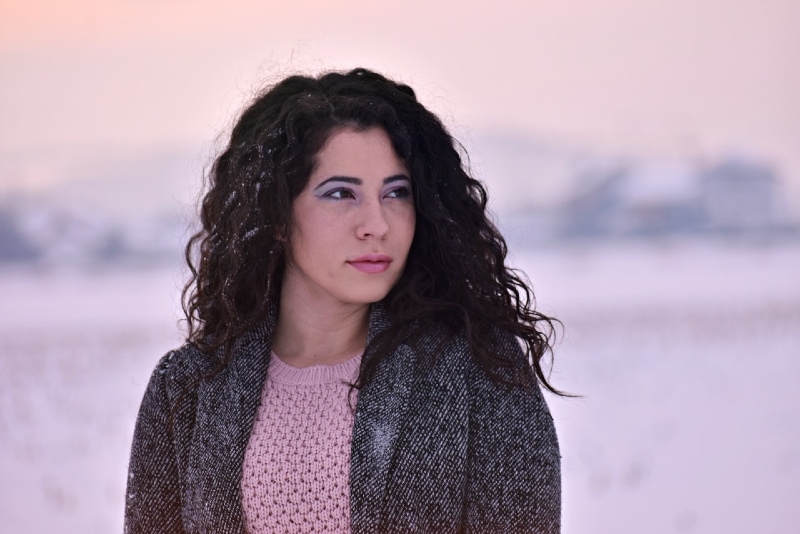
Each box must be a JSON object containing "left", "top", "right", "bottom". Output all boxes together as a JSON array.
[{"left": 275, "top": 223, "right": 288, "bottom": 243}]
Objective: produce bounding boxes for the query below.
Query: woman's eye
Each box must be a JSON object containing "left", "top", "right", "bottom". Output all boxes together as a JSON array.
[
  {"left": 386, "top": 186, "right": 412, "bottom": 200},
  {"left": 324, "top": 188, "right": 356, "bottom": 200}
]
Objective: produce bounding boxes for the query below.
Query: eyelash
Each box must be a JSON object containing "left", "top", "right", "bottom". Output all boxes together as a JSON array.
[
  {"left": 323, "top": 188, "right": 356, "bottom": 200},
  {"left": 321, "top": 186, "right": 412, "bottom": 201},
  {"left": 386, "top": 186, "right": 412, "bottom": 200}
]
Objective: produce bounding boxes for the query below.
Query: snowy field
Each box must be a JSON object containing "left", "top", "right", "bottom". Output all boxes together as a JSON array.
[{"left": 1, "top": 241, "right": 798, "bottom": 533}]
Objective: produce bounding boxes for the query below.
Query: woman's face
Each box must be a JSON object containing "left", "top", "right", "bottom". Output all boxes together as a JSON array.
[{"left": 282, "top": 127, "right": 416, "bottom": 311}]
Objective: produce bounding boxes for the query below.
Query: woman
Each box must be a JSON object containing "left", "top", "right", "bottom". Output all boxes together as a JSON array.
[{"left": 125, "top": 68, "right": 561, "bottom": 533}]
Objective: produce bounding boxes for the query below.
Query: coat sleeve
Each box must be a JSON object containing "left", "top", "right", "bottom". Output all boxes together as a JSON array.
[
  {"left": 124, "top": 353, "right": 188, "bottom": 534},
  {"left": 463, "top": 341, "right": 561, "bottom": 533}
]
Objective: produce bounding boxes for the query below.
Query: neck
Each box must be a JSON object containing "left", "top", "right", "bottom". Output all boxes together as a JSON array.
[{"left": 272, "top": 280, "right": 370, "bottom": 368}]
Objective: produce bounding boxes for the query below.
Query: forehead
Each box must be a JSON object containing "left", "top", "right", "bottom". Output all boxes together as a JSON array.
[{"left": 310, "top": 127, "right": 408, "bottom": 181}]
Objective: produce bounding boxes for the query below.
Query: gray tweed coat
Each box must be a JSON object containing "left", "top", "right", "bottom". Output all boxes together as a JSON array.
[{"left": 124, "top": 305, "right": 561, "bottom": 533}]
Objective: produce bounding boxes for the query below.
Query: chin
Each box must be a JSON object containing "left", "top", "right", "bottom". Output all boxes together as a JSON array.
[
  {"left": 346, "top": 291, "right": 392, "bottom": 306},
  {"left": 340, "top": 282, "right": 396, "bottom": 306}
]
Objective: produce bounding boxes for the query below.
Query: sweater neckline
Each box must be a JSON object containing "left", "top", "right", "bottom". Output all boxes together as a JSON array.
[{"left": 268, "top": 351, "right": 362, "bottom": 385}]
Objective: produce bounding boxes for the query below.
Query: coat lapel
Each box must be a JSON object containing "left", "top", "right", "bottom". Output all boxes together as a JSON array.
[
  {"left": 181, "top": 304, "right": 425, "bottom": 533},
  {"left": 185, "top": 322, "right": 272, "bottom": 533},
  {"left": 376, "top": 339, "right": 470, "bottom": 532},
  {"left": 350, "top": 305, "right": 417, "bottom": 533},
  {"left": 352, "top": 319, "right": 471, "bottom": 532}
]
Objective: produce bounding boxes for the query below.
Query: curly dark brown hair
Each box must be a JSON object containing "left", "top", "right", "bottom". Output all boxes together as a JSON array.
[{"left": 183, "top": 67, "right": 562, "bottom": 393}]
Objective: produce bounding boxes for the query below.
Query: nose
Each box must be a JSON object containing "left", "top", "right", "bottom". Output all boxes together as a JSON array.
[{"left": 356, "top": 200, "right": 390, "bottom": 240}]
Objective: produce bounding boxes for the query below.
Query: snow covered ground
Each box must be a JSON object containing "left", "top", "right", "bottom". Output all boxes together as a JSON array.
[
  {"left": 516, "top": 241, "right": 800, "bottom": 534},
  {"left": 1, "top": 241, "right": 798, "bottom": 533}
]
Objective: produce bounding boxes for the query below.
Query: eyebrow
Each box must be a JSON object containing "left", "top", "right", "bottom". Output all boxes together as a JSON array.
[{"left": 313, "top": 174, "right": 410, "bottom": 191}]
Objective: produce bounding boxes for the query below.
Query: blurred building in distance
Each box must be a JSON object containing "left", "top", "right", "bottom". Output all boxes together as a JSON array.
[
  {"left": 558, "top": 154, "right": 796, "bottom": 240},
  {"left": 1, "top": 135, "right": 798, "bottom": 268}
]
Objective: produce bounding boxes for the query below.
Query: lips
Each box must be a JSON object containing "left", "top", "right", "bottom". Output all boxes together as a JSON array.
[{"left": 347, "top": 254, "right": 392, "bottom": 274}]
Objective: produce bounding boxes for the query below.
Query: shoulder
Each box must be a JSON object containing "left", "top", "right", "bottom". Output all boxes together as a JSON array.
[
  {"left": 429, "top": 324, "right": 556, "bottom": 435},
  {"left": 455, "top": 328, "right": 561, "bottom": 529},
  {"left": 143, "top": 342, "right": 217, "bottom": 406},
  {"left": 409, "top": 323, "right": 543, "bottom": 408},
  {"left": 156, "top": 342, "right": 215, "bottom": 377},
  {"left": 419, "top": 323, "right": 527, "bottom": 380}
]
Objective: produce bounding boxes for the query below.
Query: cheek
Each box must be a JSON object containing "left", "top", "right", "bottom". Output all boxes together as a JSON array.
[
  {"left": 390, "top": 211, "right": 416, "bottom": 261},
  {"left": 291, "top": 202, "right": 333, "bottom": 244},
  {"left": 402, "top": 209, "right": 417, "bottom": 244},
  {"left": 295, "top": 214, "right": 351, "bottom": 263}
]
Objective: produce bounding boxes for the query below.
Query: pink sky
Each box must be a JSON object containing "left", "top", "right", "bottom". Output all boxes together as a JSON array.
[{"left": 1, "top": 0, "right": 799, "bottom": 204}]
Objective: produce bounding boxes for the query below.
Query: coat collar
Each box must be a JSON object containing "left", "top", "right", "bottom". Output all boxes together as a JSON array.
[
  {"left": 184, "top": 316, "right": 273, "bottom": 532},
  {"left": 183, "top": 303, "right": 417, "bottom": 533},
  {"left": 350, "top": 305, "right": 417, "bottom": 531}
]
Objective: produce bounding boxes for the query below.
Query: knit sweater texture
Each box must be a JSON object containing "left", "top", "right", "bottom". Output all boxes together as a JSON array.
[
  {"left": 241, "top": 352, "right": 360, "bottom": 533},
  {"left": 124, "top": 304, "right": 561, "bottom": 533}
]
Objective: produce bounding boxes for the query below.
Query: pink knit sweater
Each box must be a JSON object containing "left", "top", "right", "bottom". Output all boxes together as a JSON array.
[{"left": 241, "top": 352, "right": 361, "bottom": 533}]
